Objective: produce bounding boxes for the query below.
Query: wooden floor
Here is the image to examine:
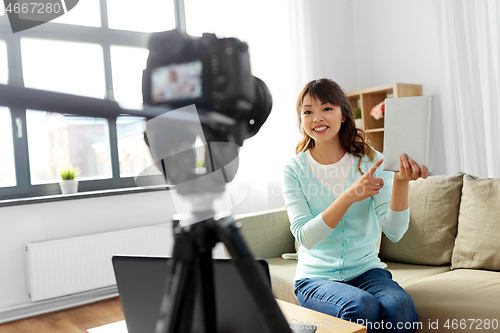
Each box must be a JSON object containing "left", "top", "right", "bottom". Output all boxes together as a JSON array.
[{"left": 0, "top": 297, "right": 124, "bottom": 333}]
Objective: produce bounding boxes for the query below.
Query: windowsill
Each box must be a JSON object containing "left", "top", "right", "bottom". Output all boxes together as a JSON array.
[{"left": 0, "top": 185, "right": 170, "bottom": 208}]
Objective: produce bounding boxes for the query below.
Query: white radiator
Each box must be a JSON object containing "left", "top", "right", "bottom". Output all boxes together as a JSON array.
[{"left": 25, "top": 224, "right": 172, "bottom": 302}]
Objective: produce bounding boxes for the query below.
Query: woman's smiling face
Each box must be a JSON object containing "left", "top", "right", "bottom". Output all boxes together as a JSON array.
[{"left": 300, "top": 93, "right": 345, "bottom": 145}]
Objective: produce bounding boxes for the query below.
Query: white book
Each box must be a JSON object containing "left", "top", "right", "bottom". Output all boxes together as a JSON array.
[{"left": 382, "top": 96, "right": 434, "bottom": 172}]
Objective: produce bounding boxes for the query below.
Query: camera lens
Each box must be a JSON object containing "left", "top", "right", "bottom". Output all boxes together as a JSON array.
[{"left": 245, "top": 76, "right": 272, "bottom": 139}]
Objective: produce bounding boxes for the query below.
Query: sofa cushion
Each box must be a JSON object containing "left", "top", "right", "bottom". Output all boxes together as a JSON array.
[
  {"left": 266, "top": 257, "right": 299, "bottom": 305},
  {"left": 379, "top": 174, "right": 463, "bottom": 265},
  {"left": 235, "top": 208, "right": 295, "bottom": 259},
  {"left": 405, "top": 269, "right": 500, "bottom": 332},
  {"left": 384, "top": 262, "right": 450, "bottom": 288},
  {"left": 266, "top": 259, "right": 451, "bottom": 308},
  {"left": 451, "top": 175, "right": 500, "bottom": 271}
]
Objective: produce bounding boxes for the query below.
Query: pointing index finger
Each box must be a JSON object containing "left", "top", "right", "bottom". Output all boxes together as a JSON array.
[{"left": 368, "top": 158, "right": 383, "bottom": 177}]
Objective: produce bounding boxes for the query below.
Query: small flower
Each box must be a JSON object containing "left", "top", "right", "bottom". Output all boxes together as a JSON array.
[{"left": 370, "top": 101, "right": 385, "bottom": 120}]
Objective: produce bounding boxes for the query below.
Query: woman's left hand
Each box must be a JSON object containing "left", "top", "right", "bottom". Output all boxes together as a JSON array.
[{"left": 394, "top": 153, "right": 428, "bottom": 181}]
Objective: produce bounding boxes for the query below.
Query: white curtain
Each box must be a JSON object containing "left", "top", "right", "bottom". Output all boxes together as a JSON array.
[
  {"left": 183, "top": 0, "right": 306, "bottom": 214},
  {"left": 435, "top": 0, "right": 500, "bottom": 178}
]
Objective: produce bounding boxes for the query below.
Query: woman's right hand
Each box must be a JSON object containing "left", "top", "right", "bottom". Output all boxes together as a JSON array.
[
  {"left": 345, "top": 158, "right": 384, "bottom": 203},
  {"left": 322, "top": 158, "right": 385, "bottom": 229}
]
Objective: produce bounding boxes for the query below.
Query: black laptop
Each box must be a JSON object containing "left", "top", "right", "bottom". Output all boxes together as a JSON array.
[{"left": 112, "top": 255, "right": 316, "bottom": 333}]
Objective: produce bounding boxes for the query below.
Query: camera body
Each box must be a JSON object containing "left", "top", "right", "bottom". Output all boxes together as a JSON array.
[
  {"left": 140, "top": 30, "right": 272, "bottom": 192},
  {"left": 142, "top": 29, "right": 272, "bottom": 142},
  {"left": 143, "top": 30, "right": 256, "bottom": 119}
]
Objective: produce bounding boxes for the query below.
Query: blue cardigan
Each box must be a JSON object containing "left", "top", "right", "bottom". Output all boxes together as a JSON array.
[{"left": 282, "top": 150, "right": 409, "bottom": 282}]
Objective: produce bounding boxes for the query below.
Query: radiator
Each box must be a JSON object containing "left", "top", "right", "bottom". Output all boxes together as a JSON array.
[{"left": 25, "top": 224, "right": 172, "bottom": 302}]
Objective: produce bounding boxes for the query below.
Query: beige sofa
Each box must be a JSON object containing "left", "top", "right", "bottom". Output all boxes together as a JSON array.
[{"left": 235, "top": 174, "right": 500, "bottom": 332}]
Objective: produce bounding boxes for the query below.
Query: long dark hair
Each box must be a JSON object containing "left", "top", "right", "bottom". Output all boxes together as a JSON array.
[{"left": 295, "top": 78, "right": 375, "bottom": 174}]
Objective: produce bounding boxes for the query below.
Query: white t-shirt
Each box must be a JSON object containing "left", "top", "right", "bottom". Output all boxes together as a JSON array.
[{"left": 305, "top": 150, "right": 354, "bottom": 197}]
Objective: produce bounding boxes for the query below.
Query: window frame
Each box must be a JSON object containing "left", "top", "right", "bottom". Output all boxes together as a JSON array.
[{"left": 0, "top": 0, "right": 185, "bottom": 200}]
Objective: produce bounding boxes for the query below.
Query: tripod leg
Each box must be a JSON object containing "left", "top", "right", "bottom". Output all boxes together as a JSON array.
[
  {"left": 155, "top": 230, "right": 197, "bottom": 333},
  {"left": 212, "top": 216, "right": 293, "bottom": 333},
  {"left": 156, "top": 219, "right": 220, "bottom": 333},
  {"left": 192, "top": 221, "right": 218, "bottom": 333}
]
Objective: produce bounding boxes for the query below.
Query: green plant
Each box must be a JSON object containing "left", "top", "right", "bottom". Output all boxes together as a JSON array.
[
  {"left": 354, "top": 108, "right": 362, "bottom": 119},
  {"left": 195, "top": 158, "right": 205, "bottom": 168},
  {"left": 59, "top": 165, "right": 80, "bottom": 180}
]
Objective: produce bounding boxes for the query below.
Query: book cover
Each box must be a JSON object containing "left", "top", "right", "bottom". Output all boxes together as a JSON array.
[{"left": 382, "top": 96, "right": 434, "bottom": 172}]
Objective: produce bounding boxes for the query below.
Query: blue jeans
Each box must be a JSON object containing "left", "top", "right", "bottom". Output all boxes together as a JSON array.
[{"left": 294, "top": 269, "right": 419, "bottom": 333}]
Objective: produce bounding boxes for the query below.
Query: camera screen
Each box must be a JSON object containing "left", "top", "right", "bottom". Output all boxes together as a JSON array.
[{"left": 151, "top": 61, "right": 203, "bottom": 103}]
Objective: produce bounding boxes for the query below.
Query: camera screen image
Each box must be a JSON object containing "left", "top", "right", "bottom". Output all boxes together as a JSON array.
[{"left": 151, "top": 60, "right": 203, "bottom": 103}]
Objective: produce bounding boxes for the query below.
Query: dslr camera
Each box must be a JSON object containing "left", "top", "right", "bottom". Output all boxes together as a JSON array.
[{"left": 142, "top": 29, "right": 272, "bottom": 142}]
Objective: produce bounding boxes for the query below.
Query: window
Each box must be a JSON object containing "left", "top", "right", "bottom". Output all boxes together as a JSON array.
[
  {"left": 21, "top": 39, "right": 105, "bottom": 98},
  {"left": 51, "top": 0, "right": 101, "bottom": 27},
  {"left": 110, "top": 46, "right": 149, "bottom": 107},
  {"left": 0, "top": 107, "right": 16, "bottom": 188},
  {"left": 0, "top": 40, "right": 6, "bottom": 83},
  {"left": 0, "top": 41, "right": 16, "bottom": 189},
  {"left": 107, "top": 0, "right": 175, "bottom": 32},
  {"left": 22, "top": 39, "right": 112, "bottom": 184},
  {"left": 0, "top": 0, "right": 179, "bottom": 200},
  {"left": 26, "top": 111, "right": 112, "bottom": 184},
  {"left": 116, "top": 116, "right": 152, "bottom": 178},
  {"left": 110, "top": 45, "right": 153, "bottom": 178}
]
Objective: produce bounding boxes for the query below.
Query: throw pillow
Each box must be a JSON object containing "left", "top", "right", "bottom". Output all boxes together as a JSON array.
[
  {"left": 379, "top": 173, "right": 463, "bottom": 265},
  {"left": 451, "top": 174, "right": 500, "bottom": 271}
]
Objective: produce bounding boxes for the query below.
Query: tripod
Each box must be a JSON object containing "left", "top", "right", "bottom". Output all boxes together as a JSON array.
[{"left": 154, "top": 204, "right": 294, "bottom": 333}]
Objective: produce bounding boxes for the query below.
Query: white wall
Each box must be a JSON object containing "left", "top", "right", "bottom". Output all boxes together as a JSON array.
[
  {"left": 292, "top": 0, "right": 446, "bottom": 173},
  {"left": 351, "top": 0, "right": 447, "bottom": 175}
]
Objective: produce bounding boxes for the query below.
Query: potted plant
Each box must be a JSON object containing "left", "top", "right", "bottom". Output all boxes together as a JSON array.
[
  {"left": 59, "top": 165, "right": 80, "bottom": 195},
  {"left": 354, "top": 108, "right": 363, "bottom": 129},
  {"left": 195, "top": 158, "right": 206, "bottom": 175}
]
